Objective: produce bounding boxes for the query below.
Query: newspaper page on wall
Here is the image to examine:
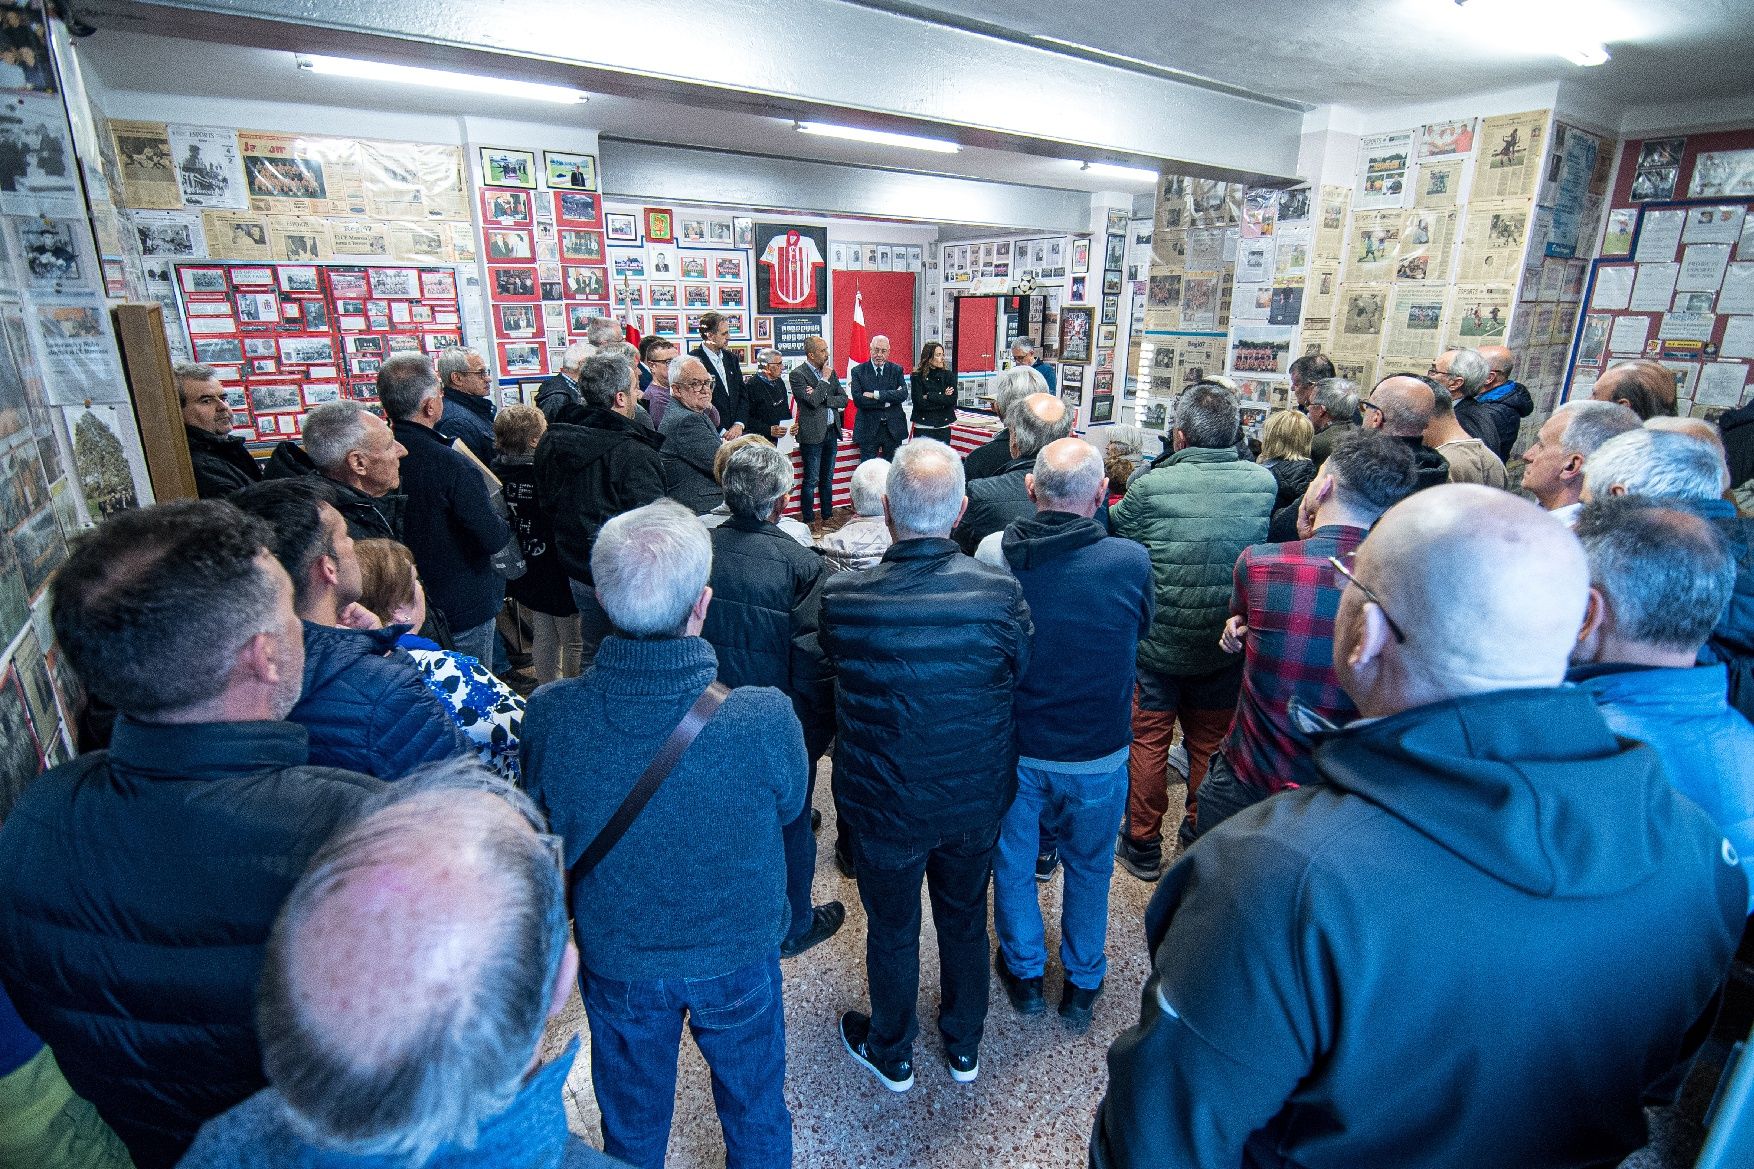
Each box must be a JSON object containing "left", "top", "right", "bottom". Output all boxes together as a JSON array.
[
  {"left": 1356, "top": 131, "right": 1414, "bottom": 211},
  {"left": 1393, "top": 207, "right": 1458, "bottom": 283},
  {"left": 1383, "top": 284, "right": 1448, "bottom": 360},
  {"left": 106, "top": 118, "right": 180, "bottom": 209},
  {"left": 1448, "top": 283, "right": 1514, "bottom": 349},
  {"left": 165, "top": 124, "right": 248, "bottom": 209},
  {"left": 1459, "top": 202, "right": 1530, "bottom": 284},
  {"left": 1474, "top": 111, "right": 1548, "bottom": 203},
  {"left": 1334, "top": 284, "right": 1388, "bottom": 355}
]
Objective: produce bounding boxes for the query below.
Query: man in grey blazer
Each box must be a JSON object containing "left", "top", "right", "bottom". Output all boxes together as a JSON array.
[
  {"left": 850, "top": 335, "right": 908, "bottom": 463},
  {"left": 791, "top": 335, "right": 848, "bottom": 528},
  {"left": 660, "top": 356, "right": 727, "bottom": 515}
]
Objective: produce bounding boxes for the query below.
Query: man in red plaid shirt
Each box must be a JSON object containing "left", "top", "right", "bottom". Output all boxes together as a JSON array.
[{"left": 1189, "top": 431, "right": 1421, "bottom": 838}]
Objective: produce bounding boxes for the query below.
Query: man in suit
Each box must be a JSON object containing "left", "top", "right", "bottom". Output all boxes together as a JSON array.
[
  {"left": 791, "top": 335, "right": 847, "bottom": 528},
  {"left": 536, "top": 341, "right": 590, "bottom": 423},
  {"left": 851, "top": 335, "right": 908, "bottom": 462},
  {"left": 690, "top": 311, "right": 745, "bottom": 434}
]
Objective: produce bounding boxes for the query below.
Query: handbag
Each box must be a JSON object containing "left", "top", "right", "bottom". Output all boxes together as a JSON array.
[{"left": 569, "top": 681, "right": 730, "bottom": 880}]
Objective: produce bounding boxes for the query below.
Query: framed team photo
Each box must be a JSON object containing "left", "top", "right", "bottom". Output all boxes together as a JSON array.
[{"left": 554, "top": 190, "right": 601, "bottom": 229}]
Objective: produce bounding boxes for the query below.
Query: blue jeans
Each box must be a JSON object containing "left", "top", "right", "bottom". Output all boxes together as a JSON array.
[
  {"left": 782, "top": 762, "right": 820, "bottom": 940},
  {"left": 855, "top": 823, "right": 997, "bottom": 1063},
  {"left": 450, "top": 617, "right": 496, "bottom": 667},
  {"left": 568, "top": 580, "right": 615, "bottom": 668},
  {"left": 993, "top": 757, "right": 1129, "bottom": 989},
  {"left": 580, "top": 955, "right": 792, "bottom": 1169},
  {"left": 799, "top": 436, "right": 837, "bottom": 522}
]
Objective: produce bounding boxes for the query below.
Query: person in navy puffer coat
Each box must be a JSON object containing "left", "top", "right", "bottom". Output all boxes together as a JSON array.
[{"left": 233, "top": 479, "right": 469, "bottom": 779}]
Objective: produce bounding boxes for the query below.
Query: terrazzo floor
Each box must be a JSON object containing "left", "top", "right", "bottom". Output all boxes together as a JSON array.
[{"left": 536, "top": 760, "right": 1174, "bottom": 1169}]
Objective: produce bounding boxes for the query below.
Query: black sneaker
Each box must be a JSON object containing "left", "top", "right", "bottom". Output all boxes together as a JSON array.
[
  {"left": 780, "top": 902, "right": 845, "bottom": 958},
  {"left": 841, "top": 1011, "right": 913, "bottom": 1092},
  {"left": 1035, "top": 848, "right": 1060, "bottom": 882},
  {"left": 947, "top": 1052, "right": 979, "bottom": 1083},
  {"left": 1059, "top": 981, "right": 1103, "bottom": 1030},
  {"left": 810, "top": 807, "right": 822, "bottom": 833},
  {"left": 994, "top": 950, "right": 1046, "bottom": 1015},
  {"left": 834, "top": 841, "right": 856, "bottom": 880},
  {"left": 1116, "top": 833, "right": 1162, "bottom": 882}
]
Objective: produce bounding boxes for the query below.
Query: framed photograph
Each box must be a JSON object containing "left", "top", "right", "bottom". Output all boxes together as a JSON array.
[
  {"left": 1105, "top": 233, "right": 1126, "bottom": 269},
  {"left": 1098, "top": 324, "right": 1118, "bottom": 346},
  {"left": 647, "top": 283, "right": 678, "bottom": 308},
  {"left": 714, "top": 255, "right": 744, "bottom": 282},
  {"left": 649, "top": 313, "right": 680, "bottom": 337},
  {"left": 716, "top": 284, "right": 744, "bottom": 308},
  {"left": 1059, "top": 306, "right": 1094, "bottom": 363},
  {"left": 1103, "top": 270, "right": 1122, "bottom": 296},
  {"left": 481, "top": 188, "right": 533, "bottom": 227},
  {"left": 479, "top": 146, "right": 537, "bottom": 189},
  {"left": 420, "top": 270, "right": 456, "bottom": 299},
  {"left": 1061, "top": 364, "right": 1085, "bottom": 390},
  {"left": 1070, "top": 275, "right": 1087, "bottom": 302},
  {"left": 1102, "top": 294, "right": 1120, "bottom": 325},
  {"left": 605, "top": 212, "right": 639, "bottom": 242},
  {"left": 485, "top": 229, "right": 533, "bottom": 261},
  {"left": 489, "top": 265, "right": 540, "bottom": 302},
  {"left": 554, "top": 191, "right": 601, "bottom": 228},
  {"left": 560, "top": 229, "right": 604, "bottom": 262},
  {"left": 542, "top": 150, "right": 597, "bottom": 191},
  {"left": 1090, "top": 394, "right": 1114, "bottom": 424},
  {"left": 683, "top": 283, "right": 711, "bottom": 309},
  {"left": 754, "top": 316, "right": 772, "bottom": 342},
  {"left": 279, "top": 266, "right": 321, "bottom": 292},
  {"left": 678, "top": 217, "right": 708, "bottom": 245},
  {"left": 562, "top": 265, "right": 609, "bottom": 302},
  {"left": 1071, "top": 237, "right": 1091, "bottom": 275},
  {"left": 498, "top": 340, "right": 546, "bottom": 375},
  {"left": 643, "top": 207, "right": 674, "bottom": 243},
  {"left": 367, "top": 268, "right": 420, "bottom": 298},
  {"left": 496, "top": 302, "right": 539, "bottom": 337},
  {"left": 679, "top": 255, "right": 707, "bottom": 280},
  {"left": 724, "top": 312, "right": 746, "bottom": 337},
  {"left": 734, "top": 217, "right": 754, "bottom": 248}
]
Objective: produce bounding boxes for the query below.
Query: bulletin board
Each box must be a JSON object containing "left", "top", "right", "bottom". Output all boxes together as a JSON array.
[
  {"left": 1562, "top": 197, "right": 1754, "bottom": 417},
  {"left": 174, "top": 261, "right": 465, "bottom": 444}
]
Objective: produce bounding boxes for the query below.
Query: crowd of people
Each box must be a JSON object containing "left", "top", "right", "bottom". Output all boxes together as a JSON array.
[{"left": 0, "top": 326, "right": 1751, "bottom": 1169}]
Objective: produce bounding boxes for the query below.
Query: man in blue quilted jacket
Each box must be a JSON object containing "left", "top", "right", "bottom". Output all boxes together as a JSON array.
[
  {"left": 0, "top": 501, "right": 384, "bottom": 1169},
  {"left": 233, "top": 478, "right": 469, "bottom": 779},
  {"left": 820, "top": 439, "right": 1033, "bottom": 1092}
]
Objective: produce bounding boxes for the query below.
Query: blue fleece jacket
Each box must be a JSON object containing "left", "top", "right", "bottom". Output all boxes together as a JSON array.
[{"left": 1000, "top": 511, "right": 1155, "bottom": 764}]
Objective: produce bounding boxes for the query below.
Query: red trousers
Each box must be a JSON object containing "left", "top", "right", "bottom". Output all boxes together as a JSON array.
[{"left": 1125, "top": 697, "right": 1235, "bottom": 845}]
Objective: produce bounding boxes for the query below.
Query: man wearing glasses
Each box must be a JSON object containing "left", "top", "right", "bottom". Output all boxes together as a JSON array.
[
  {"left": 436, "top": 347, "right": 498, "bottom": 465},
  {"left": 1095, "top": 484, "right": 1745, "bottom": 1169}
]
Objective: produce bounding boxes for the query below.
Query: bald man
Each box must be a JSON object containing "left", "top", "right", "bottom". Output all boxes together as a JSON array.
[
  {"left": 850, "top": 334, "right": 908, "bottom": 461},
  {"left": 954, "top": 392, "right": 1073, "bottom": 555},
  {"left": 1591, "top": 360, "right": 1677, "bottom": 421},
  {"left": 1094, "top": 485, "right": 1744, "bottom": 1169},
  {"left": 983, "top": 438, "right": 1153, "bottom": 1027},
  {"left": 180, "top": 764, "right": 617, "bottom": 1168},
  {"left": 1361, "top": 374, "right": 1451, "bottom": 491},
  {"left": 1474, "top": 344, "right": 1533, "bottom": 461}
]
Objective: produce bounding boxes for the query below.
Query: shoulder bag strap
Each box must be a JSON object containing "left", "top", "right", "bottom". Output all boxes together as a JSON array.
[{"left": 569, "top": 680, "right": 730, "bottom": 881}]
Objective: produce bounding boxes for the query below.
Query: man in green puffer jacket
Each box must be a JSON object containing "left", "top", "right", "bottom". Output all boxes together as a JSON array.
[{"left": 1111, "top": 382, "right": 1276, "bottom": 880}]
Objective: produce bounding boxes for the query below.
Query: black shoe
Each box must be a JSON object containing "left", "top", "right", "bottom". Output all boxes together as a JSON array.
[
  {"left": 947, "top": 1051, "right": 979, "bottom": 1083},
  {"left": 780, "top": 902, "right": 845, "bottom": 958},
  {"left": 1116, "top": 833, "right": 1162, "bottom": 882},
  {"left": 994, "top": 949, "right": 1046, "bottom": 1015},
  {"left": 1035, "top": 848, "right": 1060, "bottom": 882},
  {"left": 834, "top": 843, "right": 856, "bottom": 880},
  {"left": 1059, "top": 981, "right": 1103, "bottom": 1030},
  {"left": 841, "top": 1011, "right": 913, "bottom": 1092},
  {"left": 810, "top": 807, "right": 822, "bottom": 833}
]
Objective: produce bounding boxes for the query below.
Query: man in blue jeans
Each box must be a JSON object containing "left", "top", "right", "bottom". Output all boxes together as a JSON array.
[
  {"left": 522, "top": 500, "right": 806, "bottom": 1168},
  {"left": 821, "top": 440, "right": 1033, "bottom": 1090},
  {"left": 988, "top": 438, "right": 1154, "bottom": 1027}
]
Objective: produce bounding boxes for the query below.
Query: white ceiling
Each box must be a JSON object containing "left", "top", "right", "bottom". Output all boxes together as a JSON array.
[{"left": 903, "top": 0, "right": 1754, "bottom": 111}]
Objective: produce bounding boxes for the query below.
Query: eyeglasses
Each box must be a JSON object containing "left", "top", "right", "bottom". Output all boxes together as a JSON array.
[
  {"left": 676, "top": 377, "right": 713, "bottom": 390},
  {"left": 1328, "top": 555, "right": 1407, "bottom": 644}
]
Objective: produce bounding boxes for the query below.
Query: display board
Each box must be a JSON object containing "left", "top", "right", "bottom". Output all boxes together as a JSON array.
[
  {"left": 174, "top": 260, "right": 464, "bottom": 443},
  {"left": 1562, "top": 197, "right": 1754, "bottom": 416},
  {"left": 478, "top": 155, "right": 603, "bottom": 379}
]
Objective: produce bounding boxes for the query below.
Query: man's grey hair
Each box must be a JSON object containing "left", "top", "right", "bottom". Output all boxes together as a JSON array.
[
  {"left": 562, "top": 340, "right": 592, "bottom": 370},
  {"left": 258, "top": 760, "right": 566, "bottom": 1165},
  {"left": 1174, "top": 382, "right": 1240, "bottom": 449},
  {"left": 301, "top": 400, "right": 374, "bottom": 472},
  {"left": 722, "top": 441, "right": 793, "bottom": 520},
  {"left": 1575, "top": 496, "right": 1735, "bottom": 652},
  {"left": 668, "top": 354, "right": 702, "bottom": 387},
  {"left": 1446, "top": 348, "right": 1490, "bottom": 397},
  {"left": 1313, "top": 378, "right": 1359, "bottom": 422},
  {"left": 1553, "top": 400, "right": 1641, "bottom": 458},
  {"left": 584, "top": 317, "right": 622, "bottom": 347},
  {"left": 434, "top": 347, "right": 480, "bottom": 388},
  {"left": 1583, "top": 428, "right": 1729, "bottom": 503},
  {"left": 990, "top": 365, "right": 1048, "bottom": 425},
  {"left": 591, "top": 499, "right": 711, "bottom": 637},
  {"left": 1032, "top": 439, "right": 1103, "bottom": 509},
  {"left": 1011, "top": 394, "right": 1075, "bottom": 459},
  {"left": 172, "top": 362, "right": 219, "bottom": 404},
  {"left": 849, "top": 458, "right": 890, "bottom": 516},
  {"left": 579, "top": 350, "right": 635, "bottom": 410},
  {"left": 756, "top": 348, "right": 782, "bottom": 366},
  {"left": 1010, "top": 339, "right": 1038, "bottom": 360},
  {"left": 886, "top": 439, "right": 965, "bottom": 537},
  {"left": 376, "top": 354, "right": 440, "bottom": 422}
]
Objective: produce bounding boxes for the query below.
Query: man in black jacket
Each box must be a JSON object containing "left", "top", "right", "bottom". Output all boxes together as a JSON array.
[
  {"left": 744, "top": 348, "right": 793, "bottom": 441},
  {"left": 380, "top": 354, "right": 511, "bottom": 667},
  {"left": 287, "top": 399, "right": 406, "bottom": 539},
  {"left": 534, "top": 348, "right": 666, "bottom": 668},
  {"left": 953, "top": 391, "right": 1071, "bottom": 555},
  {"left": 233, "top": 478, "right": 468, "bottom": 780},
  {"left": 964, "top": 365, "right": 1047, "bottom": 482},
  {"left": 821, "top": 439, "right": 1032, "bottom": 1091},
  {"left": 536, "top": 340, "right": 590, "bottom": 422},
  {"left": 1092, "top": 485, "right": 1745, "bottom": 1169},
  {"left": 434, "top": 347, "right": 496, "bottom": 465},
  {"left": 1476, "top": 344, "right": 1534, "bottom": 462},
  {"left": 849, "top": 335, "right": 907, "bottom": 462},
  {"left": 1431, "top": 347, "right": 1503, "bottom": 453},
  {"left": 178, "top": 362, "right": 262, "bottom": 498},
  {"left": 0, "top": 501, "right": 384, "bottom": 1169},
  {"left": 700, "top": 442, "right": 841, "bottom": 959}
]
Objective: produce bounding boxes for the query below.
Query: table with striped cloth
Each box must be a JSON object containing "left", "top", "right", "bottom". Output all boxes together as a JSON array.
[{"left": 782, "top": 416, "right": 996, "bottom": 518}]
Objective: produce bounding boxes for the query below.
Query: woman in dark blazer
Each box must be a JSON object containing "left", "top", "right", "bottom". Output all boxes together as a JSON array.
[{"left": 910, "top": 341, "right": 957, "bottom": 444}]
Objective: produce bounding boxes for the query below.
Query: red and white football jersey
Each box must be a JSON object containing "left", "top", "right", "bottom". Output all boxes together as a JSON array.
[{"left": 759, "top": 230, "right": 825, "bottom": 309}]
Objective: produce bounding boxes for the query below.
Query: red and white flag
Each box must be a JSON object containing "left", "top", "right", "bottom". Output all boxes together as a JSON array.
[{"left": 844, "top": 289, "right": 870, "bottom": 431}]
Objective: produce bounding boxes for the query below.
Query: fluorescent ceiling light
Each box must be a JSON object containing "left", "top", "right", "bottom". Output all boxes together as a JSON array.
[
  {"left": 794, "top": 120, "right": 960, "bottom": 154},
  {"left": 1448, "top": 1, "right": 1612, "bottom": 67},
  {"left": 1563, "top": 44, "right": 1611, "bottom": 66},
  {"left": 1074, "top": 160, "right": 1159, "bottom": 183},
  {"left": 297, "top": 54, "right": 588, "bottom": 103}
]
